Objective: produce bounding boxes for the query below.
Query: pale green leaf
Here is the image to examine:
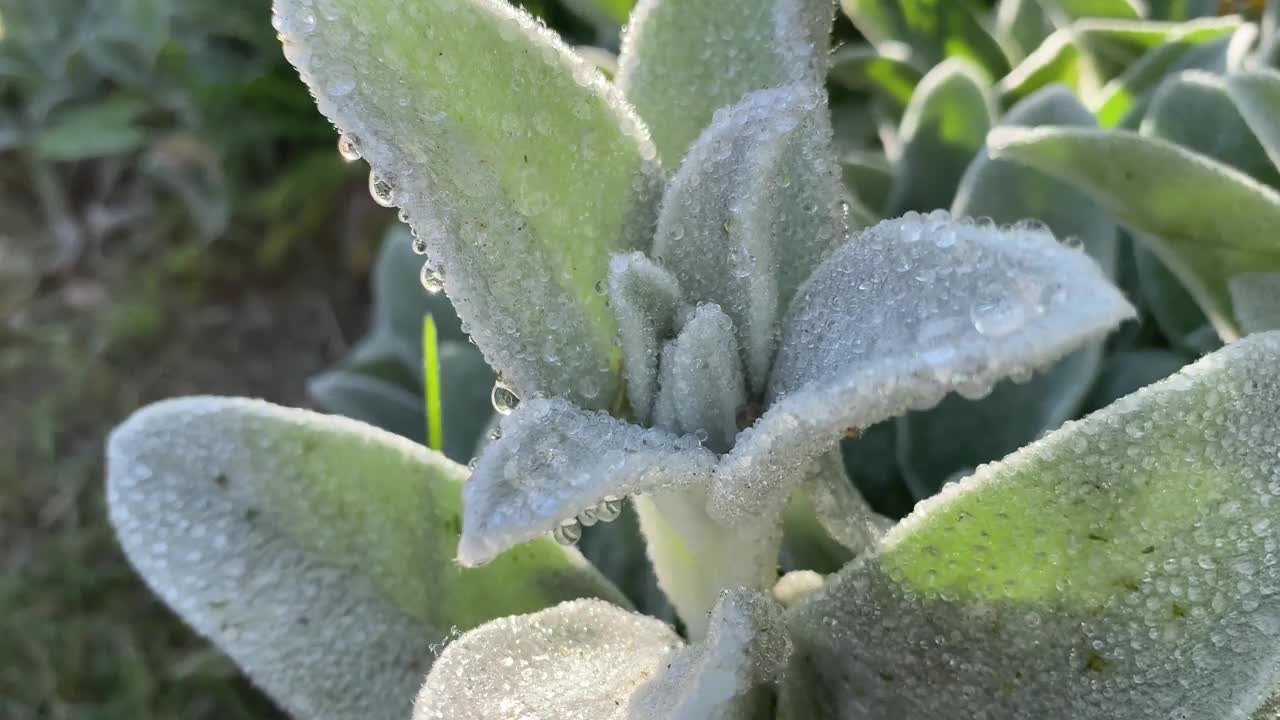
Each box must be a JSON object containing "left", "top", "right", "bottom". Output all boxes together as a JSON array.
[
  {"left": 787, "top": 332, "right": 1280, "bottom": 719},
  {"left": 413, "top": 600, "right": 682, "bottom": 720},
  {"left": 887, "top": 59, "right": 996, "bottom": 215},
  {"left": 108, "top": 397, "right": 626, "bottom": 720},
  {"left": 1089, "top": 16, "right": 1244, "bottom": 126},
  {"left": 828, "top": 42, "right": 924, "bottom": 109},
  {"left": 1227, "top": 69, "right": 1280, "bottom": 178},
  {"left": 1230, "top": 272, "right": 1280, "bottom": 333},
  {"left": 1043, "top": 0, "right": 1145, "bottom": 23},
  {"left": 617, "top": 0, "right": 833, "bottom": 163},
  {"left": 990, "top": 125, "right": 1280, "bottom": 340},
  {"left": 1143, "top": 70, "right": 1280, "bottom": 187},
  {"left": 651, "top": 85, "right": 844, "bottom": 393},
  {"left": 997, "top": 30, "right": 1107, "bottom": 106},
  {"left": 709, "top": 214, "right": 1133, "bottom": 524},
  {"left": 275, "top": 0, "right": 664, "bottom": 410},
  {"left": 994, "top": 0, "right": 1054, "bottom": 61},
  {"left": 1133, "top": 239, "right": 1222, "bottom": 355},
  {"left": 839, "top": 0, "right": 1011, "bottom": 78},
  {"left": 839, "top": 149, "right": 893, "bottom": 215}
]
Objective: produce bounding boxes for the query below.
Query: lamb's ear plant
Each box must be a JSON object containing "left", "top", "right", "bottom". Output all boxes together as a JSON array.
[
  {"left": 106, "top": 1, "right": 1280, "bottom": 719},
  {"left": 830, "top": 0, "right": 1280, "bottom": 499}
]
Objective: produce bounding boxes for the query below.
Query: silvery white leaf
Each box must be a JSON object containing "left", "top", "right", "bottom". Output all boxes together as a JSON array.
[
  {"left": 626, "top": 590, "right": 789, "bottom": 720},
  {"left": 668, "top": 303, "right": 748, "bottom": 453},
  {"left": 609, "top": 251, "right": 684, "bottom": 424},
  {"left": 413, "top": 599, "right": 682, "bottom": 720},
  {"left": 460, "top": 397, "right": 715, "bottom": 566},
  {"left": 708, "top": 213, "right": 1134, "bottom": 524},
  {"left": 651, "top": 84, "right": 844, "bottom": 392}
]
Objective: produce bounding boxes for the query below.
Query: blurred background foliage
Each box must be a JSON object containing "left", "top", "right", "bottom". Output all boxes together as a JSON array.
[
  {"left": 0, "top": 1, "right": 613, "bottom": 718},
  {"left": 1, "top": 0, "right": 1274, "bottom": 717}
]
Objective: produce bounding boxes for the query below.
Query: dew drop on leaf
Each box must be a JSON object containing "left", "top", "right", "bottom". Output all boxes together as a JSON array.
[
  {"left": 337, "top": 134, "right": 362, "bottom": 162},
  {"left": 596, "top": 495, "right": 623, "bottom": 523},
  {"left": 491, "top": 375, "right": 521, "bottom": 416},
  {"left": 368, "top": 171, "right": 396, "bottom": 208},
  {"left": 419, "top": 261, "right": 444, "bottom": 294},
  {"left": 552, "top": 519, "right": 581, "bottom": 546},
  {"left": 970, "top": 298, "right": 1028, "bottom": 337}
]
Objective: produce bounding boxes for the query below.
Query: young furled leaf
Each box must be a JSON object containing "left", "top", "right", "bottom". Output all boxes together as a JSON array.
[
  {"left": 273, "top": 0, "right": 664, "bottom": 410},
  {"left": 651, "top": 84, "right": 844, "bottom": 392}
]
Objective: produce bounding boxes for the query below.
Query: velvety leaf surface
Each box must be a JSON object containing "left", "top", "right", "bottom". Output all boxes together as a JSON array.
[
  {"left": 787, "top": 332, "right": 1280, "bottom": 719},
  {"left": 668, "top": 303, "right": 747, "bottom": 454},
  {"left": 651, "top": 85, "right": 843, "bottom": 392},
  {"left": 708, "top": 213, "right": 1133, "bottom": 524},
  {"left": 899, "top": 87, "right": 1117, "bottom": 495},
  {"left": 608, "top": 251, "right": 684, "bottom": 423},
  {"left": 1230, "top": 273, "right": 1280, "bottom": 334},
  {"left": 413, "top": 600, "right": 682, "bottom": 720},
  {"left": 990, "top": 126, "right": 1280, "bottom": 340},
  {"left": 886, "top": 59, "right": 996, "bottom": 215},
  {"left": 460, "top": 397, "right": 715, "bottom": 566},
  {"left": 617, "top": 0, "right": 832, "bottom": 163},
  {"left": 108, "top": 397, "right": 625, "bottom": 720},
  {"left": 1227, "top": 69, "right": 1280, "bottom": 177},
  {"left": 274, "top": 0, "right": 664, "bottom": 410},
  {"left": 1143, "top": 70, "right": 1280, "bottom": 187},
  {"left": 626, "top": 590, "right": 789, "bottom": 720},
  {"left": 840, "top": 0, "right": 1011, "bottom": 77}
]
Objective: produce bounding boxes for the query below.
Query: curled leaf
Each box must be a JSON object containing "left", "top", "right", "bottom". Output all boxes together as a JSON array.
[
  {"left": 460, "top": 397, "right": 715, "bottom": 566},
  {"left": 608, "top": 251, "right": 684, "bottom": 423},
  {"left": 709, "top": 213, "right": 1133, "bottom": 524}
]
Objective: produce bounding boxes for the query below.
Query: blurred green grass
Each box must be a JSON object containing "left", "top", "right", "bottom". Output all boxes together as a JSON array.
[{"left": 0, "top": 0, "right": 614, "bottom": 716}]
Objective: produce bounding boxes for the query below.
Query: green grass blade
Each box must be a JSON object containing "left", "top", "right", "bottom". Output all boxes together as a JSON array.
[{"left": 423, "top": 314, "right": 444, "bottom": 453}]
